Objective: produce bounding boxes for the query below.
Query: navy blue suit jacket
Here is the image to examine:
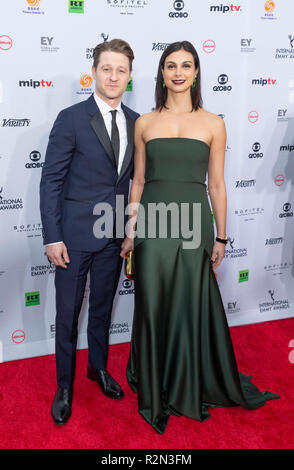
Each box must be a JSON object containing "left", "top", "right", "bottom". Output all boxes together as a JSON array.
[{"left": 40, "top": 94, "right": 139, "bottom": 252}]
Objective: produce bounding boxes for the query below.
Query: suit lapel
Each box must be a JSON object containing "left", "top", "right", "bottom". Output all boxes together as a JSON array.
[
  {"left": 87, "top": 94, "right": 135, "bottom": 181},
  {"left": 89, "top": 105, "right": 117, "bottom": 169}
]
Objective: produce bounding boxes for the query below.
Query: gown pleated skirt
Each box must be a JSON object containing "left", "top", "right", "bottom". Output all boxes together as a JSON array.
[{"left": 126, "top": 138, "right": 279, "bottom": 434}]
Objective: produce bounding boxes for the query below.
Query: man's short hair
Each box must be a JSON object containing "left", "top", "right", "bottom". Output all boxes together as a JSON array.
[{"left": 93, "top": 39, "right": 134, "bottom": 71}]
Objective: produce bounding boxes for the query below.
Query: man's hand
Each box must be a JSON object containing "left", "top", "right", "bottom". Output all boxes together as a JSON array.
[{"left": 46, "top": 242, "right": 70, "bottom": 269}]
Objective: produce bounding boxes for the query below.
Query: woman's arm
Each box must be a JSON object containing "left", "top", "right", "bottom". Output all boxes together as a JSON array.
[
  {"left": 207, "top": 116, "right": 227, "bottom": 267},
  {"left": 120, "top": 116, "right": 146, "bottom": 257}
]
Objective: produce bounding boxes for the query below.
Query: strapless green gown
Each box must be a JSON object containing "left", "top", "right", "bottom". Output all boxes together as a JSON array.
[{"left": 126, "top": 138, "right": 279, "bottom": 434}]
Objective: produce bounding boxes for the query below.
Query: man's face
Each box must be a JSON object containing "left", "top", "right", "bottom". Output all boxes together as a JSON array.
[{"left": 92, "top": 51, "right": 131, "bottom": 103}]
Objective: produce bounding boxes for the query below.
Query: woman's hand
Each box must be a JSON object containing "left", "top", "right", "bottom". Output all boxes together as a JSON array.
[
  {"left": 210, "top": 241, "right": 226, "bottom": 269},
  {"left": 120, "top": 236, "right": 134, "bottom": 259}
]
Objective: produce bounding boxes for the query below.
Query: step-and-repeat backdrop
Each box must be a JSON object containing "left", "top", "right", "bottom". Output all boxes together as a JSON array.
[{"left": 0, "top": 0, "right": 293, "bottom": 362}]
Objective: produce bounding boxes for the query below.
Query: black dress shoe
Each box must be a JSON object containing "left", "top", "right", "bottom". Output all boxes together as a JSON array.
[
  {"left": 51, "top": 387, "right": 73, "bottom": 425},
  {"left": 87, "top": 366, "right": 124, "bottom": 399}
]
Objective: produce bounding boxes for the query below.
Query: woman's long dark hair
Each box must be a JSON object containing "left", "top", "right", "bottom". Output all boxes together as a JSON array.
[{"left": 155, "top": 40, "right": 203, "bottom": 112}]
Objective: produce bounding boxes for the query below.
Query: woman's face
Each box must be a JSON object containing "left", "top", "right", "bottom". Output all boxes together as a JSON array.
[{"left": 161, "top": 49, "right": 197, "bottom": 94}]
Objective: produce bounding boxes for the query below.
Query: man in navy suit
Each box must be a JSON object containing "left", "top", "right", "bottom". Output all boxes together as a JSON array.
[{"left": 40, "top": 39, "right": 139, "bottom": 425}]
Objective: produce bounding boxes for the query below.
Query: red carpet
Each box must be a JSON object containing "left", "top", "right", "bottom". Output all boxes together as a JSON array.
[{"left": 0, "top": 317, "right": 293, "bottom": 449}]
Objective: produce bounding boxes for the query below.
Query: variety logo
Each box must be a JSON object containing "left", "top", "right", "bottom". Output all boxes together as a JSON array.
[
  {"left": 252, "top": 77, "right": 277, "bottom": 86},
  {"left": 0, "top": 35, "right": 13, "bottom": 50},
  {"left": 169, "top": 0, "right": 188, "bottom": 18},
  {"left": 235, "top": 179, "right": 256, "bottom": 188},
  {"left": 265, "top": 237, "right": 283, "bottom": 246},
  {"left": 25, "top": 291, "right": 40, "bottom": 307},
  {"left": 12, "top": 330, "right": 26, "bottom": 344},
  {"left": 248, "top": 142, "right": 263, "bottom": 159},
  {"left": 202, "top": 39, "right": 216, "bottom": 54},
  {"left": 23, "top": 0, "right": 44, "bottom": 15},
  {"left": 279, "top": 202, "right": 293, "bottom": 218},
  {"left": 240, "top": 38, "right": 255, "bottom": 53},
  {"left": 152, "top": 42, "right": 170, "bottom": 51},
  {"left": 19, "top": 79, "right": 53, "bottom": 88},
  {"left": 68, "top": 0, "right": 84, "bottom": 13},
  {"left": 2, "top": 118, "right": 31, "bottom": 127},
  {"left": 0, "top": 187, "right": 23, "bottom": 211},
  {"left": 275, "top": 35, "right": 294, "bottom": 60},
  {"left": 213, "top": 74, "right": 232, "bottom": 92},
  {"left": 210, "top": 3, "right": 242, "bottom": 13},
  {"left": 248, "top": 110, "right": 259, "bottom": 123}
]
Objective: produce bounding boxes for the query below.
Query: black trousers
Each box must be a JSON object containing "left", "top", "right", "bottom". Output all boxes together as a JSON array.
[{"left": 54, "top": 238, "right": 123, "bottom": 389}]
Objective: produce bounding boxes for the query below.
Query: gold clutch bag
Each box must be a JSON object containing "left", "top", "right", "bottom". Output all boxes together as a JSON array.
[{"left": 125, "top": 250, "right": 135, "bottom": 280}]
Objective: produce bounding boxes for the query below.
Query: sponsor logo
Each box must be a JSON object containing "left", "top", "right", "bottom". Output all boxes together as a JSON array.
[
  {"left": 248, "top": 142, "right": 263, "bottom": 159},
  {"left": 14, "top": 222, "right": 43, "bottom": 238},
  {"left": 23, "top": 0, "right": 44, "bottom": 15},
  {"left": 274, "top": 174, "right": 285, "bottom": 186},
  {"left": 25, "top": 150, "right": 44, "bottom": 169},
  {"left": 277, "top": 108, "right": 291, "bottom": 122},
  {"left": 251, "top": 77, "right": 277, "bottom": 86},
  {"left": 0, "top": 35, "right": 13, "bottom": 50},
  {"left": 169, "top": 0, "right": 188, "bottom": 18},
  {"left": 118, "top": 278, "right": 135, "bottom": 295},
  {"left": 259, "top": 290, "right": 290, "bottom": 313},
  {"left": 275, "top": 35, "right": 294, "bottom": 59},
  {"left": 238, "top": 269, "right": 249, "bottom": 283},
  {"left": 68, "top": 1, "right": 84, "bottom": 13},
  {"left": 234, "top": 207, "right": 264, "bottom": 221},
  {"left": 279, "top": 202, "right": 293, "bottom": 218},
  {"left": 0, "top": 187, "right": 23, "bottom": 210},
  {"left": 19, "top": 79, "right": 53, "bottom": 88},
  {"left": 225, "top": 237, "right": 247, "bottom": 259},
  {"left": 41, "top": 36, "right": 59, "bottom": 53},
  {"left": 213, "top": 74, "right": 232, "bottom": 92},
  {"left": 25, "top": 291, "right": 40, "bottom": 307},
  {"left": 152, "top": 42, "right": 170, "bottom": 51},
  {"left": 76, "top": 74, "right": 93, "bottom": 95},
  {"left": 86, "top": 34, "right": 109, "bottom": 59},
  {"left": 235, "top": 179, "right": 256, "bottom": 188},
  {"left": 226, "top": 301, "right": 241, "bottom": 314},
  {"left": 261, "top": 0, "right": 276, "bottom": 20},
  {"left": 126, "top": 77, "right": 133, "bottom": 91},
  {"left": 280, "top": 144, "right": 294, "bottom": 152},
  {"left": 210, "top": 3, "right": 242, "bottom": 13},
  {"left": 2, "top": 118, "right": 30, "bottom": 127},
  {"left": 265, "top": 237, "right": 283, "bottom": 246},
  {"left": 203, "top": 39, "right": 216, "bottom": 54},
  {"left": 264, "top": 261, "right": 292, "bottom": 275},
  {"left": 107, "top": 0, "right": 148, "bottom": 15},
  {"left": 248, "top": 110, "right": 259, "bottom": 123},
  {"left": 240, "top": 38, "right": 255, "bottom": 53},
  {"left": 12, "top": 330, "right": 25, "bottom": 344},
  {"left": 109, "top": 321, "right": 130, "bottom": 335},
  {"left": 50, "top": 324, "right": 55, "bottom": 338}
]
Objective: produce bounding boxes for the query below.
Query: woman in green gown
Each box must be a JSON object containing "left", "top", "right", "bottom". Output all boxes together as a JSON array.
[{"left": 120, "top": 41, "right": 279, "bottom": 434}]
